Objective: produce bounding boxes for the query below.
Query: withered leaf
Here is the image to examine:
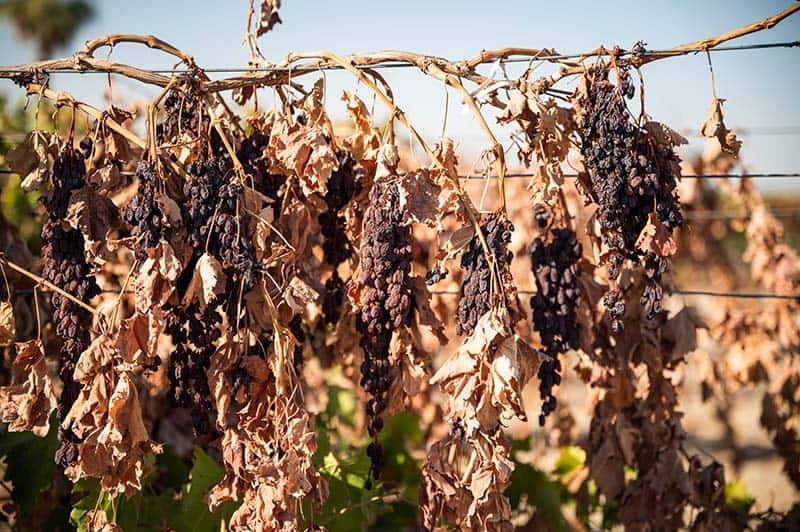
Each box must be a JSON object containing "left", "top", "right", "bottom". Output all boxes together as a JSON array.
[
  {"left": 0, "top": 340, "right": 56, "bottom": 437},
  {"left": 636, "top": 213, "right": 677, "bottom": 256},
  {"left": 647, "top": 121, "right": 688, "bottom": 147},
  {"left": 5, "top": 130, "right": 60, "bottom": 193},
  {"left": 183, "top": 253, "right": 227, "bottom": 308},
  {"left": 256, "top": 0, "right": 282, "bottom": 36},
  {"left": 274, "top": 125, "right": 336, "bottom": 197},
  {"left": 66, "top": 188, "right": 122, "bottom": 243},
  {"left": 700, "top": 97, "right": 741, "bottom": 157},
  {"left": 0, "top": 301, "right": 14, "bottom": 344},
  {"left": 86, "top": 164, "right": 123, "bottom": 192}
]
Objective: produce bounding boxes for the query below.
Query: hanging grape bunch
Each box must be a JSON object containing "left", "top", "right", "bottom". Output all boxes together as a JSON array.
[
  {"left": 456, "top": 212, "right": 514, "bottom": 336},
  {"left": 40, "top": 144, "right": 100, "bottom": 465},
  {"left": 574, "top": 61, "right": 683, "bottom": 330},
  {"left": 123, "top": 162, "right": 167, "bottom": 260},
  {"left": 528, "top": 208, "right": 582, "bottom": 425},
  {"left": 356, "top": 180, "right": 413, "bottom": 483}
]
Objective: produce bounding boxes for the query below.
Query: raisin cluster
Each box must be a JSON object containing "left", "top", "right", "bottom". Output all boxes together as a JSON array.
[
  {"left": 237, "top": 130, "right": 288, "bottom": 213},
  {"left": 575, "top": 63, "right": 682, "bottom": 330},
  {"left": 529, "top": 223, "right": 582, "bottom": 425},
  {"left": 165, "top": 302, "right": 220, "bottom": 435},
  {"left": 123, "top": 162, "right": 166, "bottom": 260},
  {"left": 40, "top": 146, "right": 100, "bottom": 466},
  {"left": 356, "top": 181, "right": 412, "bottom": 482},
  {"left": 166, "top": 155, "right": 258, "bottom": 433},
  {"left": 320, "top": 154, "right": 361, "bottom": 324},
  {"left": 456, "top": 212, "right": 514, "bottom": 336}
]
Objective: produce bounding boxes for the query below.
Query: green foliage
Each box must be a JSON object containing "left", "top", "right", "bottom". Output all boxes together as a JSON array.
[
  {"left": 0, "top": 415, "right": 59, "bottom": 518},
  {"left": 0, "top": 0, "right": 95, "bottom": 60},
  {"left": 170, "top": 447, "right": 237, "bottom": 531},
  {"left": 725, "top": 479, "right": 755, "bottom": 514},
  {"left": 507, "top": 462, "right": 570, "bottom": 532},
  {"left": 69, "top": 446, "right": 236, "bottom": 531}
]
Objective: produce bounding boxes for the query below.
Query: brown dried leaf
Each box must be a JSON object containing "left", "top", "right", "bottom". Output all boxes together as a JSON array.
[
  {"left": 5, "top": 130, "right": 60, "bottom": 193},
  {"left": 700, "top": 97, "right": 741, "bottom": 157},
  {"left": 636, "top": 213, "right": 677, "bottom": 256},
  {"left": 103, "top": 106, "right": 136, "bottom": 161},
  {"left": 183, "top": 253, "right": 227, "bottom": 308},
  {"left": 0, "top": 301, "right": 14, "bottom": 345},
  {"left": 397, "top": 170, "right": 443, "bottom": 228},
  {"left": 0, "top": 340, "right": 56, "bottom": 437},
  {"left": 647, "top": 121, "right": 688, "bottom": 147},
  {"left": 66, "top": 188, "right": 121, "bottom": 243},
  {"left": 256, "top": 0, "right": 282, "bottom": 36},
  {"left": 340, "top": 90, "right": 380, "bottom": 162},
  {"left": 273, "top": 125, "right": 336, "bottom": 197},
  {"left": 86, "top": 165, "right": 123, "bottom": 193}
]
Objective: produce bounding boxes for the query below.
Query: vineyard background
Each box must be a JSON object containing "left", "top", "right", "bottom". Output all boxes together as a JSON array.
[{"left": 0, "top": 1, "right": 798, "bottom": 531}]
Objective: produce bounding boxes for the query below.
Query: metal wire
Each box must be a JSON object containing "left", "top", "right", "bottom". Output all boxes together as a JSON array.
[
  {"left": 428, "top": 289, "right": 799, "bottom": 300},
  {"left": 457, "top": 172, "right": 800, "bottom": 180},
  {"left": 10, "top": 287, "right": 798, "bottom": 300},
  {"left": 0, "top": 40, "right": 797, "bottom": 76},
  {"left": 1, "top": 167, "right": 799, "bottom": 180}
]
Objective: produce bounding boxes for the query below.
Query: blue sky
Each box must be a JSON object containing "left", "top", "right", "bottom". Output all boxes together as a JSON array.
[{"left": 1, "top": 0, "right": 799, "bottom": 190}]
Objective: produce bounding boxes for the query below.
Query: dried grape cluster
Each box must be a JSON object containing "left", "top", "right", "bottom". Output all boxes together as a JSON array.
[
  {"left": 320, "top": 154, "right": 360, "bottom": 324},
  {"left": 40, "top": 146, "right": 100, "bottom": 465},
  {"left": 529, "top": 222, "right": 582, "bottom": 425},
  {"left": 165, "top": 302, "right": 220, "bottom": 435},
  {"left": 156, "top": 80, "right": 207, "bottom": 142},
  {"left": 356, "top": 181, "right": 412, "bottom": 482},
  {"left": 456, "top": 213, "right": 514, "bottom": 336},
  {"left": 167, "top": 153, "right": 257, "bottom": 432},
  {"left": 237, "top": 130, "right": 288, "bottom": 213},
  {"left": 184, "top": 157, "right": 230, "bottom": 247},
  {"left": 575, "top": 64, "right": 682, "bottom": 330},
  {"left": 123, "top": 162, "right": 166, "bottom": 260}
]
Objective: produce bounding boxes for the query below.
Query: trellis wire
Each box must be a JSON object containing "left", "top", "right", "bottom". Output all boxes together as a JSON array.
[
  {"left": 0, "top": 40, "right": 797, "bottom": 76},
  {"left": 10, "top": 287, "right": 798, "bottom": 300},
  {"left": 1, "top": 168, "right": 798, "bottom": 180},
  {"left": 428, "top": 289, "right": 799, "bottom": 300}
]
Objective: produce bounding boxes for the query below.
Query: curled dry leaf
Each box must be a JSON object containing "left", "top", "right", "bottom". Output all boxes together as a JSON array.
[
  {"left": 256, "top": 0, "right": 282, "bottom": 36},
  {"left": 65, "top": 370, "right": 162, "bottom": 497},
  {"left": 421, "top": 429, "right": 514, "bottom": 532},
  {"left": 432, "top": 306, "right": 541, "bottom": 431},
  {"left": 636, "top": 213, "right": 678, "bottom": 256},
  {"left": 340, "top": 90, "right": 381, "bottom": 163},
  {"left": 273, "top": 124, "right": 337, "bottom": 197},
  {"left": 0, "top": 301, "right": 14, "bottom": 344},
  {"left": 65, "top": 187, "right": 122, "bottom": 262},
  {"left": 5, "top": 130, "right": 61, "bottom": 193},
  {"left": 0, "top": 340, "right": 57, "bottom": 437},
  {"left": 183, "top": 253, "right": 227, "bottom": 308},
  {"left": 700, "top": 97, "right": 741, "bottom": 157}
]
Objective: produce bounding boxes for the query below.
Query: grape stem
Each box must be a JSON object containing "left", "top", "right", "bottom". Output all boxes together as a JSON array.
[{"left": 0, "top": 256, "right": 97, "bottom": 315}]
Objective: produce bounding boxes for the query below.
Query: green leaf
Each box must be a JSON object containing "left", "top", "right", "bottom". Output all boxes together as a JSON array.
[
  {"left": 552, "top": 446, "right": 585, "bottom": 478},
  {"left": 169, "top": 446, "right": 237, "bottom": 532},
  {"left": 0, "top": 415, "right": 58, "bottom": 517},
  {"left": 507, "top": 463, "right": 569, "bottom": 532},
  {"left": 725, "top": 480, "right": 755, "bottom": 514},
  {"left": 326, "top": 386, "right": 358, "bottom": 428}
]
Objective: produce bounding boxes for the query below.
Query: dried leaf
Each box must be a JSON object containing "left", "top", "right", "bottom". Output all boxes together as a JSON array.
[
  {"left": 700, "top": 97, "right": 741, "bottom": 157},
  {"left": 66, "top": 188, "right": 122, "bottom": 243},
  {"left": 0, "top": 301, "right": 14, "bottom": 344},
  {"left": 273, "top": 125, "right": 336, "bottom": 197},
  {"left": 5, "top": 131, "right": 60, "bottom": 193},
  {"left": 0, "top": 340, "right": 56, "bottom": 437},
  {"left": 256, "top": 0, "right": 282, "bottom": 36},
  {"left": 636, "top": 213, "right": 677, "bottom": 256},
  {"left": 183, "top": 253, "right": 227, "bottom": 308}
]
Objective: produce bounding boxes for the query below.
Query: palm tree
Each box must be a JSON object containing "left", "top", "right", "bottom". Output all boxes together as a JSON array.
[{"left": 0, "top": 0, "right": 95, "bottom": 60}]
